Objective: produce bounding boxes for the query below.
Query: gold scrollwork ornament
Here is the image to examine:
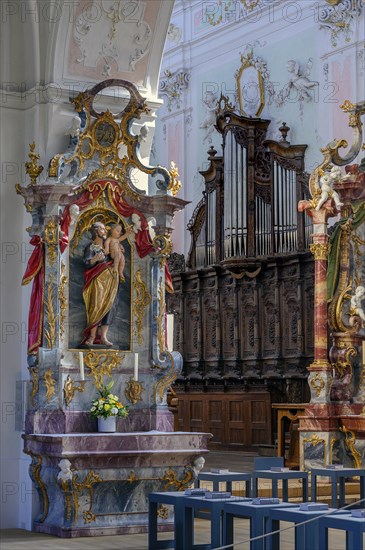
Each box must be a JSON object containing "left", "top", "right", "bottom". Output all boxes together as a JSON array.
[
  {"left": 310, "top": 243, "right": 331, "bottom": 260},
  {"left": 59, "top": 263, "right": 67, "bottom": 341},
  {"left": 309, "top": 372, "right": 325, "bottom": 397},
  {"left": 83, "top": 350, "right": 124, "bottom": 390},
  {"left": 44, "top": 273, "right": 56, "bottom": 349},
  {"left": 44, "top": 368, "right": 56, "bottom": 402},
  {"left": 133, "top": 270, "right": 152, "bottom": 345},
  {"left": 168, "top": 161, "right": 182, "bottom": 196},
  {"left": 63, "top": 375, "right": 86, "bottom": 407},
  {"left": 124, "top": 377, "right": 143, "bottom": 405},
  {"left": 44, "top": 219, "right": 58, "bottom": 266}
]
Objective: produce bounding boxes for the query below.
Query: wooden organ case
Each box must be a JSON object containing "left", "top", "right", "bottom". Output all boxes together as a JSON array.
[{"left": 167, "top": 109, "right": 313, "bottom": 451}]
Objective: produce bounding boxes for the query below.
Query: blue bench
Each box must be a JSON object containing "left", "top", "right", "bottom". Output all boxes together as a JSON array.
[
  {"left": 148, "top": 491, "right": 190, "bottom": 550},
  {"left": 181, "top": 494, "right": 249, "bottom": 549},
  {"left": 195, "top": 471, "right": 251, "bottom": 496},
  {"left": 223, "top": 499, "right": 298, "bottom": 550},
  {"left": 311, "top": 467, "right": 365, "bottom": 508},
  {"left": 267, "top": 505, "right": 338, "bottom": 550},
  {"left": 252, "top": 458, "right": 308, "bottom": 502},
  {"left": 319, "top": 512, "right": 364, "bottom": 550}
]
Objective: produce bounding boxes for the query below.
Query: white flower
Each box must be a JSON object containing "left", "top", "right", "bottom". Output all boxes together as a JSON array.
[{"left": 111, "top": 407, "right": 118, "bottom": 415}]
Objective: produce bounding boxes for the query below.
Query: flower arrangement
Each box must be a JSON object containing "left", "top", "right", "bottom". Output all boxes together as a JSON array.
[{"left": 90, "top": 381, "right": 129, "bottom": 420}]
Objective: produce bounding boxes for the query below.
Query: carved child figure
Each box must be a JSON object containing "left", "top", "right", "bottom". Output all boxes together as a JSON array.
[
  {"left": 104, "top": 224, "right": 132, "bottom": 283},
  {"left": 316, "top": 166, "right": 343, "bottom": 211},
  {"left": 350, "top": 285, "right": 365, "bottom": 322}
]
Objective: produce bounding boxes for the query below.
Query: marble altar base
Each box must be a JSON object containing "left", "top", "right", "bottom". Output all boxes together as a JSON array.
[
  {"left": 299, "top": 403, "right": 365, "bottom": 469},
  {"left": 23, "top": 431, "right": 211, "bottom": 537}
]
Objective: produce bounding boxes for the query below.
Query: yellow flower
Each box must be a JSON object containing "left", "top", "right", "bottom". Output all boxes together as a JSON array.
[{"left": 104, "top": 404, "right": 110, "bottom": 411}]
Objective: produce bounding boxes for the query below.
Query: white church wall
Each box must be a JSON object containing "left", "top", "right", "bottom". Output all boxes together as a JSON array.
[{"left": 155, "top": 0, "right": 365, "bottom": 256}]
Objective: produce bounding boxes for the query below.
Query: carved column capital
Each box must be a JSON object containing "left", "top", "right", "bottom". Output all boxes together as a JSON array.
[{"left": 310, "top": 242, "right": 332, "bottom": 260}]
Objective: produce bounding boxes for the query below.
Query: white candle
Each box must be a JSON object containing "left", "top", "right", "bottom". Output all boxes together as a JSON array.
[
  {"left": 134, "top": 353, "right": 138, "bottom": 381},
  {"left": 167, "top": 314, "right": 174, "bottom": 352},
  {"left": 79, "top": 352, "right": 84, "bottom": 381}
]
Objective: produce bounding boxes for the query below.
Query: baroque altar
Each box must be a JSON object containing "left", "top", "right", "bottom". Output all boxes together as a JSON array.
[
  {"left": 16, "top": 80, "right": 211, "bottom": 537},
  {"left": 298, "top": 100, "right": 365, "bottom": 470}
]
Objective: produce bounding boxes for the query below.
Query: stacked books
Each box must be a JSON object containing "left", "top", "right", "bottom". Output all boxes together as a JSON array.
[
  {"left": 351, "top": 509, "right": 365, "bottom": 518},
  {"left": 205, "top": 491, "right": 231, "bottom": 499},
  {"left": 326, "top": 464, "right": 344, "bottom": 469},
  {"left": 252, "top": 497, "right": 280, "bottom": 505},
  {"left": 270, "top": 467, "right": 290, "bottom": 472},
  {"left": 299, "top": 502, "right": 328, "bottom": 511},
  {"left": 210, "top": 468, "right": 230, "bottom": 473}
]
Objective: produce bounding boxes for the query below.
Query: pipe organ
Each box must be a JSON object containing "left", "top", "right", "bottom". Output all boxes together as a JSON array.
[{"left": 168, "top": 109, "right": 314, "bottom": 451}]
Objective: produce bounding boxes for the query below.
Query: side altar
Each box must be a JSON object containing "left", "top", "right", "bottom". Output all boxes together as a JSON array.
[
  {"left": 16, "top": 80, "right": 211, "bottom": 537},
  {"left": 298, "top": 100, "right": 365, "bottom": 470}
]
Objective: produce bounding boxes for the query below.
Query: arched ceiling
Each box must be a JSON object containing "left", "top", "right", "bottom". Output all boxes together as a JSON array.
[
  {"left": 1, "top": 0, "right": 174, "bottom": 100},
  {"left": 50, "top": 0, "right": 174, "bottom": 98}
]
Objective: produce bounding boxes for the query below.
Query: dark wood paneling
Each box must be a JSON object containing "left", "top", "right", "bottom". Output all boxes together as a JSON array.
[{"left": 176, "top": 391, "right": 271, "bottom": 451}]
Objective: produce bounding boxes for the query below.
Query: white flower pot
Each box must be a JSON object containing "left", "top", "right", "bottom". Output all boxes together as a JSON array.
[{"left": 97, "top": 416, "right": 116, "bottom": 433}]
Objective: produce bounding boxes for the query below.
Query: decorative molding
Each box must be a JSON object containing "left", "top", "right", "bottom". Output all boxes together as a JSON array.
[
  {"left": 340, "top": 426, "right": 362, "bottom": 468},
  {"left": 309, "top": 372, "right": 325, "bottom": 397},
  {"left": 318, "top": 0, "right": 363, "bottom": 48},
  {"left": 30, "top": 366, "right": 39, "bottom": 407},
  {"left": 310, "top": 243, "right": 332, "bottom": 260},
  {"left": 25, "top": 142, "right": 43, "bottom": 185},
  {"left": 124, "top": 377, "right": 144, "bottom": 404},
  {"left": 168, "top": 161, "right": 182, "bottom": 196},
  {"left": 58, "top": 263, "right": 67, "bottom": 342},
  {"left": 83, "top": 350, "right": 124, "bottom": 390},
  {"left": 44, "top": 273, "right": 56, "bottom": 349},
  {"left": 73, "top": 2, "right": 152, "bottom": 73},
  {"left": 44, "top": 368, "right": 56, "bottom": 402},
  {"left": 63, "top": 375, "right": 86, "bottom": 407},
  {"left": 44, "top": 219, "right": 58, "bottom": 267},
  {"left": 24, "top": 450, "right": 49, "bottom": 522},
  {"left": 133, "top": 270, "right": 152, "bottom": 345},
  {"left": 159, "top": 69, "right": 190, "bottom": 112}
]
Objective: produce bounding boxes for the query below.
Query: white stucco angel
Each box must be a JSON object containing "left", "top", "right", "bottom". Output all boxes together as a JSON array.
[
  {"left": 315, "top": 166, "right": 343, "bottom": 211},
  {"left": 350, "top": 285, "right": 365, "bottom": 322},
  {"left": 200, "top": 91, "right": 218, "bottom": 143},
  {"left": 57, "top": 458, "right": 73, "bottom": 482},
  {"left": 192, "top": 456, "right": 205, "bottom": 477},
  {"left": 286, "top": 58, "right": 318, "bottom": 102}
]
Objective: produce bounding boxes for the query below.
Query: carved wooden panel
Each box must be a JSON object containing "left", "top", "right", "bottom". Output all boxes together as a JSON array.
[{"left": 177, "top": 391, "right": 271, "bottom": 451}]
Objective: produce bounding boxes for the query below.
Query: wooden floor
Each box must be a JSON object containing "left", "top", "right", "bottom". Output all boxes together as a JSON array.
[{"left": 0, "top": 452, "right": 362, "bottom": 549}]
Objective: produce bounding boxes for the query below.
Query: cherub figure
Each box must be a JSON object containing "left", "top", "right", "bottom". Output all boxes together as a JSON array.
[
  {"left": 316, "top": 166, "right": 343, "bottom": 211},
  {"left": 350, "top": 285, "right": 365, "bottom": 322},
  {"left": 191, "top": 456, "right": 205, "bottom": 478},
  {"left": 57, "top": 459, "right": 73, "bottom": 482},
  {"left": 104, "top": 223, "right": 132, "bottom": 283},
  {"left": 286, "top": 58, "right": 318, "bottom": 102}
]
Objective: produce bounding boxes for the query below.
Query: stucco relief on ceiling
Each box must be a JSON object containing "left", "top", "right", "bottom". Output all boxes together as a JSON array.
[{"left": 65, "top": 0, "right": 158, "bottom": 83}]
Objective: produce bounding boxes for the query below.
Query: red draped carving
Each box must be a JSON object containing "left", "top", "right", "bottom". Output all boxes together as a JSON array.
[
  {"left": 59, "top": 179, "right": 173, "bottom": 291},
  {"left": 60, "top": 180, "right": 154, "bottom": 258},
  {"left": 22, "top": 236, "right": 44, "bottom": 354}
]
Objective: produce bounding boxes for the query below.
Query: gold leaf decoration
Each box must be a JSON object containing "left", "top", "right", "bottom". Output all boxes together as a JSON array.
[
  {"left": 83, "top": 350, "right": 124, "bottom": 390},
  {"left": 59, "top": 263, "right": 67, "bottom": 341},
  {"left": 63, "top": 375, "right": 86, "bottom": 407},
  {"left": 44, "top": 368, "right": 56, "bottom": 402},
  {"left": 44, "top": 219, "right": 58, "bottom": 266},
  {"left": 44, "top": 273, "right": 56, "bottom": 349},
  {"left": 133, "top": 269, "right": 152, "bottom": 345},
  {"left": 24, "top": 450, "right": 49, "bottom": 522}
]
